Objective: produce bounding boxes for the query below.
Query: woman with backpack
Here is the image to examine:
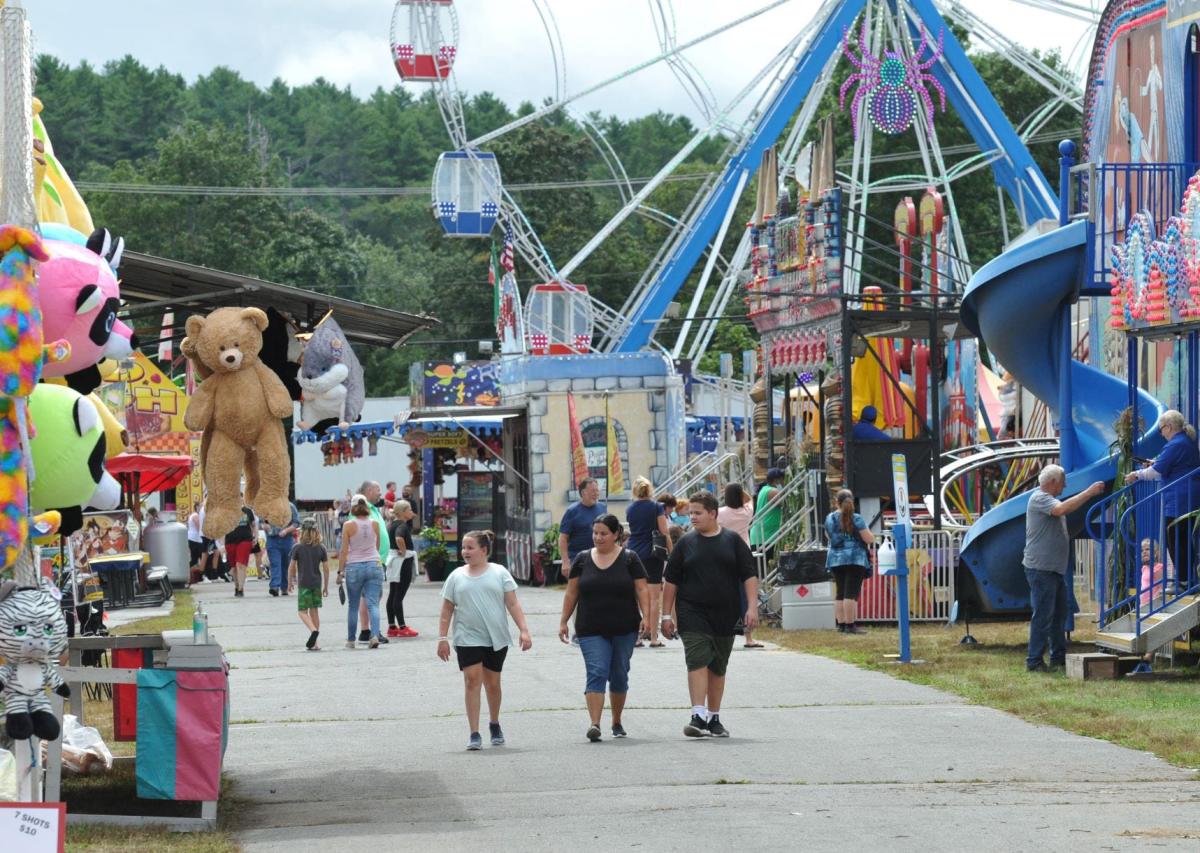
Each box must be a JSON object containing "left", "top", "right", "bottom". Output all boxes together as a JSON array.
[{"left": 824, "top": 489, "right": 874, "bottom": 634}]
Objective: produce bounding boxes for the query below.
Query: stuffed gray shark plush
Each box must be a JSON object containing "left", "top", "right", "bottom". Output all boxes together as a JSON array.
[{"left": 297, "top": 315, "right": 364, "bottom": 432}]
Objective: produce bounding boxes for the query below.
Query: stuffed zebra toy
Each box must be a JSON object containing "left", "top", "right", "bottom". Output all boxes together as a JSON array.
[{"left": 0, "top": 578, "right": 69, "bottom": 740}]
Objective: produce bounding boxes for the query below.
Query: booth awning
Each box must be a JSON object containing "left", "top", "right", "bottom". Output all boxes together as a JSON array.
[
  {"left": 106, "top": 454, "right": 192, "bottom": 493},
  {"left": 118, "top": 252, "right": 440, "bottom": 349},
  {"left": 292, "top": 417, "right": 507, "bottom": 445}
]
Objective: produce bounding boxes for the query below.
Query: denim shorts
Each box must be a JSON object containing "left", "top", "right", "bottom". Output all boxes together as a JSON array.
[{"left": 578, "top": 632, "right": 637, "bottom": 693}]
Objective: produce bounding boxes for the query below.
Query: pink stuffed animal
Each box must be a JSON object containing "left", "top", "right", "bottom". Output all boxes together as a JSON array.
[{"left": 38, "top": 231, "right": 135, "bottom": 393}]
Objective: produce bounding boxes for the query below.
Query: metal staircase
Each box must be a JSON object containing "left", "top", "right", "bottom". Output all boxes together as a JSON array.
[
  {"left": 752, "top": 469, "right": 824, "bottom": 584},
  {"left": 1085, "top": 468, "right": 1200, "bottom": 656},
  {"left": 1092, "top": 595, "right": 1200, "bottom": 655},
  {"left": 655, "top": 451, "right": 717, "bottom": 498}
]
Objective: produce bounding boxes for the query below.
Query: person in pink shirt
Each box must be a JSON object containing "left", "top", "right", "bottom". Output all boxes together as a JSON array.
[
  {"left": 717, "top": 483, "right": 760, "bottom": 648},
  {"left": 1139, "top": 538, "right": 1171, "bottom": 609}
]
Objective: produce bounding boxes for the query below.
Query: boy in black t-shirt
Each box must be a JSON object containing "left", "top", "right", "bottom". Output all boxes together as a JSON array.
[{"left": 662, "top": 492, "right": 758, "bottom": 739}]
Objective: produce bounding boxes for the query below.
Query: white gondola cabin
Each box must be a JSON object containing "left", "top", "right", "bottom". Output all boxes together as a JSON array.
[{"left": 432, "top": 150, "right": 502, "bottom": 237}]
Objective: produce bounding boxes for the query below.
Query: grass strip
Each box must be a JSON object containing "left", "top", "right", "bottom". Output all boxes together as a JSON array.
[{"left": 760, "top": 620, "right": 1200, "bottom": 770}]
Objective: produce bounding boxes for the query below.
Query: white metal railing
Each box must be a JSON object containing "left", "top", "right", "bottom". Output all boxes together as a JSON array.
[
  {"left": 1074, "top": 536, "right": 1098, "bottom": 607},
  {"left": 929, "top": 438, "right": 1060, "bottom": 529},
  {"left": 656, "top": 452, "right": 714, "bottom": 497},
  {"left": 675, "top": 452, "right": 741, "bottom": 500},
  {"left": 310, "top": 510, "right": 340, "bottom": 553},
  {"left": 857, "top": 528, "right": 960, "bottom": 623}
]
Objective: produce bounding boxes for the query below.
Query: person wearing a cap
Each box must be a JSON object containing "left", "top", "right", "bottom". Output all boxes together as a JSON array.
[
  {"left": 750, "top": 468, "right": 786, "bottom": 563},
  {"left": 851, "top": 405, "right": 892, "bottom": 441}
]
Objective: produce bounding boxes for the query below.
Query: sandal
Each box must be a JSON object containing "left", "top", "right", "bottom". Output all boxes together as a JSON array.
[
  {"left": 744, "top": 642, "right": 765, "bottom": 649},
  {"left": 649, "top": 642, "right": 666, "bottom": 648},
  {"left": 634, "top": 640, "right": 645, "bottom": 648}
]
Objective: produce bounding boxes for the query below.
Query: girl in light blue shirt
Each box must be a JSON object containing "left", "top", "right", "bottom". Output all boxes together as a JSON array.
[{"left": 438, "top": 530, "right": 532, "bottom": 751}]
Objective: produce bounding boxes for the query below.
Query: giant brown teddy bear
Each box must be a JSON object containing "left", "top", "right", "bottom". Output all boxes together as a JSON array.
[{"left": 182, "top": 307, "right": 293, "bottom": 537}]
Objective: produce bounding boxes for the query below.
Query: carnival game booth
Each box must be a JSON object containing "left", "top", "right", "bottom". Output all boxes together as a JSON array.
[{"left": 292, "top": 412, "right": 508, "bottom": 564}]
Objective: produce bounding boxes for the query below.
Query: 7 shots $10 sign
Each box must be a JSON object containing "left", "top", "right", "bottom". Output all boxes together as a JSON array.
[{"left": 0, "top": 803, "right": 65, "bottom": 852}]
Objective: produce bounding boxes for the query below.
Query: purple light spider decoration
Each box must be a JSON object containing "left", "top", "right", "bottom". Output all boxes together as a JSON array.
[{"left": 839, "top": 21, "right": 946, "bottom": 138}]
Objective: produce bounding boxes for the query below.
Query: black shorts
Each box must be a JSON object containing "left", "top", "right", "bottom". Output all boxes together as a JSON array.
[
  {"left": 832, "top": 565, "right": 867, "bottom": 600},
  {"left": 455, "top": 645, "right": 509, "bottom": 672},
  {"left": 188, "top": 540, "right": 204, "bottom": 566},
  {"left": 202, "top": 537, "right": 217, "bottom": 554},
  {"left": 643, "top": 555, "right": 664, "bottom": 584}
]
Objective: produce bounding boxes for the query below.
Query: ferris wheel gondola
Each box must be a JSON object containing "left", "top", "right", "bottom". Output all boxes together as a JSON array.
[
  {"left": 390, "top": 0, "right": 457, "bottom": 82},
  {"left": 432, "top": 150, "right": 502, "bottom": 237}
]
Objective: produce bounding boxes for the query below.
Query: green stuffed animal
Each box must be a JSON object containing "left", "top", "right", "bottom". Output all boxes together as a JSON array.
[{"left": 28, "top": 383, "right": 122, "bottom": 534}]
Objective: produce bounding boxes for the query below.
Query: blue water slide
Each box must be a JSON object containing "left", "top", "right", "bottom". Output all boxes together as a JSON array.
[{"left": 958, "top": 220, "right": 1164, "bottom": 613}]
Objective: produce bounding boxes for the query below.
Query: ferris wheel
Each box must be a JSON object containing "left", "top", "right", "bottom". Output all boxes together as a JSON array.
[{"left": 388, "top": 0, "right": 1099, "bottom": 360}]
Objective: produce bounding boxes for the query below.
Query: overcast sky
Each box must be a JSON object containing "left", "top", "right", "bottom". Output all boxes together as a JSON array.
[{"left": 26, "top": 0, "right": 1096, "bottom": 130}]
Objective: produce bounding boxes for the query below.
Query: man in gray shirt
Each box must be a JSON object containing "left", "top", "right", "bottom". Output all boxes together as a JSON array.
[{"left": 1022, "top": 465, "right": 1104, "bottom": 671}]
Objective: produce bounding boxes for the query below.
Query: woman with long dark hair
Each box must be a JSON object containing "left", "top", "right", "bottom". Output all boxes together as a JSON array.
[{"left": 824, "top": 489, "right": 874, "bottom": 634}]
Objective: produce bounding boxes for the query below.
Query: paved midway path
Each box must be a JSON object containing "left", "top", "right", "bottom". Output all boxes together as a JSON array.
[{"left": 195, "top": 578, "right": 1200, "bottom": 852}]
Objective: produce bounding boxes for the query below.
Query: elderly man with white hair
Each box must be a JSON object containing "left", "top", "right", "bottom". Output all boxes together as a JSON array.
[{"left": 1022, "top": 465, "right": 1105, "bottom": 672}]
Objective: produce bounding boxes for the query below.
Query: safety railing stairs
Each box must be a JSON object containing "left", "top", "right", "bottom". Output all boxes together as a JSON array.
[
  {"left": 753, "top": 469, "right": 824, "bottom": 586},
  {"left": 656, "top": 452, "right": 714, "bottom": 498},
  {"left": 1085, "top": 468, "right": 1200, "bottom": 656},
  {"left": 674, "top": 452, "right": 741, "bottom": 501}
]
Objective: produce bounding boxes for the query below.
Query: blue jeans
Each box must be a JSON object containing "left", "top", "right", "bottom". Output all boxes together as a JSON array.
[
  {"left": 266, "top": 537, "right": 293, "bottom": 591},
  {"left": 578, "top": 632, "right": 637, "bottom": 693},
  {"left": 1025, "top": 568, "right": 1067, "bottom": 669},
  {"left": 345, "top": 561, "right": 382, "bottom": 641}
]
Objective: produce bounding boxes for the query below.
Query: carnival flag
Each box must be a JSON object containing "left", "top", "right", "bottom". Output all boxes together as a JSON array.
[
  {"left": 158, "top": 310, "right": 174, "bottom": 362},
  {"left": 489, "top": 237, "right": 501, "bottom": 328},
  {"left": 605, "top": 394, "right": 622, "bottom": 494},
  {"left": 567, "top": 392, "right": 588, "bottom": 488}
]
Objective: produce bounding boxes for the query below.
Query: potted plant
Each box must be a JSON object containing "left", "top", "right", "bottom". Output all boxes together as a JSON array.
[
  {"left": 418, "top": 525, "right": 451, "bottom": 583},
  {"left": 538, "top": 523, "right": 562, "bottom": 585}
]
